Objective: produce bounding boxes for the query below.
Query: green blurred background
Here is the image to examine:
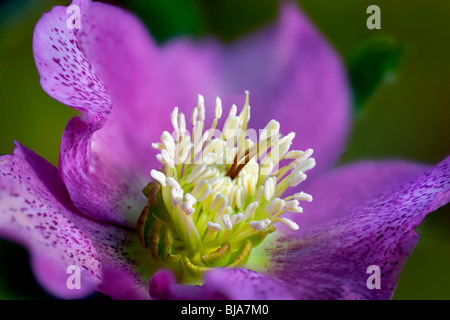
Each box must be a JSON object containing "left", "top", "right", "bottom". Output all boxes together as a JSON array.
[{"left": 0, "top": 0, "right": 448, "bottom": 299}]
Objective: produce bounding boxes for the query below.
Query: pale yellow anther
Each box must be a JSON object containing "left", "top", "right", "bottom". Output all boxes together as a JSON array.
[
  {"left": 260, "top": 119, "right": 280, "bottom": 141},
  {"left": 215, "top": 97, "right": 222, "bottom": 119},
  {"left": 243, "top": 201, "right": 259, "bottom": 220},
  {"left": 264, "top": 177, "right": 276, "bottom": 201},
  {"left": 207, "top": 221, "right": 222, "bottom": 231},
  {"left": 279, "top": 217, "right": 299, "bottom": 230},
  {"left": 222, "top": 214, "right": 233, "bottom": 230},
  {"left": 288, "top": 172, "right": 307, "bottom": 187},
  {"left": 181, "top": 193, "right": 197, "bottom": 215},
  {"left": 171, "top": 107, "right": 179, "bottom": 132},
  {"left": 151, "top": 169, "right": 166, "bottom": 187},
  {"left": 191, "top": 107, "right": 198, "bottom": 126},
  {"left": 152, "top": 142, "right": 164, "bottom": 150},
  {"left": 293, "top": 157, "right": 316, "bottom": 174},
  {"left": 254, "top": 185, "right": 264, "bottom": 202},
  {"left": 186, "top": 164, "right": 207, "bottom": 184},
  {"left": 191, "top": 179, "right": 212, "bottom": 202},
  {"left": 171, "top": 187, "right": 184, "bottom": 206},
  {"left": 161, "top": 131, "right": 175, "bottom": 154},
  {"left": 178, "top": 113, "right": 186, "bottom": 136},
  {"left": 265, "top": 198, "right": 285, "bottom": 215},
  {"left": 210, "top": 193, "right": 228, "bottom": 214},
  {"left": 293, "top": 191, "right": 313, "bottom": 202},
  {"left": 285, "top": 200, "right": 303, "bottom": 213}
]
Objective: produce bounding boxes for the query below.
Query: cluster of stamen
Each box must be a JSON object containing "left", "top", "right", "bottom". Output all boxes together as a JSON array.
[{"left": 138, "top": 92, "right": 315, "bottom": 281}]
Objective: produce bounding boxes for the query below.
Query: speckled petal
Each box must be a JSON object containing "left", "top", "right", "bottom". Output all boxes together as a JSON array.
[
  {"left": 264, "top": 156, "right": 449, "bottom": 299},
  {"left": 149, "top": 268, "right": 294, "bottom": 300},
  {"left": 281, "top": 160, "right": 429, "bottom": 235},
  {"left": 0, "top": 143, "right": 154, "bottom": 299},
  {"left": 33, "top": 0, "right": 149, "bottom": 226},
  {"left": 0, "top": 142, "right": 102, "bottom": 299}
]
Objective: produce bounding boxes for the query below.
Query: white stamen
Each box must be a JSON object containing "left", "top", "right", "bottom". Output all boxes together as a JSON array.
[
  {"left": 152, "top": 142, "right": 164, "bottom": 150},
  {"left": 254, "top": 186, "right": 264, "bottom": 202},
  {"left": 279, "top": 218, "right": 299, "bottom": 230},
  {"left": 284, "top": 150, "right": 303, "bottom": 159},
  {"left": 243, "top": 201, "right": 259, "bottom": 220},
  {"left": 207, "top": 221, "right": 222, "bottom": 231},
  {"left": 191, "top": 180, "right": 212, "bottom": 202},
  {"left": 260, "top": 119, "right": 280, "bottom": 141},
  {"left": 166, "top": 177, "right": 181, "bottom": 190},
  {"left": 150, "top": 170, "right": 166, "bottom": 187},
  {"left": 171, "top": 187, "right": 184, "bottom": 206},
  {"left": 293, "top": 192, "right": 313, "bottom": 202},
  {"left": 178, "top": 113, "right": 186, "bottom": 136},
  {"left": 259, "top": 159, "right": 273, "bottom": 176},
  {"left": 293, "top": 157, "right": 316, "bottom": 174},
  {"left": 171, "top": 107, "right": 179, "bottom": 132},
  {"left": 191, "top": 108, "right": 198, "bottom": 126},
  {"left": 181, "top": 193, "right": 197, "bottom": 215},
  {"left": 210, "top": 193, "right": 228, "bottom": 214},
  {"left": 265, "top": 198, "right": 285, "bottom": 215},
  {"left": 249, "top": 218, "right": 271, "bottom": 230},
  {"left": 222, "top": 214, "right": 233, "bottom": 230},
  {"left": 293, "top": 148, "right": 314, "bottom": 167},
  {"left": 160, "top": 149, "right": 174, "bottom": 168},
  {"left": 229, "top": 104, "right": 237, "bottom": 116},
  {"left": 288, "top": 172, "right": 307, "bottom": 187},
  {"left": 231, "top": 212, "right": 244, "bottom": 225},
  {"left": 197, "top": 95, "right": 205, "bottom": 121},
  {"left": 285, "top": 200, "right": 303, "bottom": 213},
  {"left": 264, "top": 177, "right": 276, "bottom": 201},
  {"left": 215, "top": 97, "right": 222, "bottom": 119},
  {"left": 186, "top": 164, "right": 207, "bottom": 184},
  {"left": 161, "top": 131, "right": 175, "bottom": 154}
]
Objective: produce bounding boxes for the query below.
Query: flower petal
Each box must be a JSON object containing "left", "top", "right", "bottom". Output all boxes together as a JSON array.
[
  {"left": 33, "top": 0, "right": 151, "bottom": 226},
  {"left": 0, "top": 143, "right": 154, "bottom": 299},
  {"left": 0, "top": 142, "right": 101, "bottom": 299},
  {"left": 282, "top": 160, "right": 429, "bottom": 234},
  {"left": 149, "top": 268, "right": 294, "bottom": 300},
  {"left": 264, "top": 156, "right": 449, "bottom": 299}
]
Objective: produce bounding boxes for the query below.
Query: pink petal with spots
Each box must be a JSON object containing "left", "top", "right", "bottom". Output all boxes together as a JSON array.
[
  {"left": 281, "top": 160, "right": 429, "bottom": 235},
  {"left": 0, "top": 143, "right": 154, "bottom": 299},
  {"left": 0, "top": 143, "right": 101, "bottom": 299},
  {"left": 264, "top": 156, "right": 449, "bottom": 299},
  {"left": 33, "top": 0, "right": 148, "bottom": 226}
]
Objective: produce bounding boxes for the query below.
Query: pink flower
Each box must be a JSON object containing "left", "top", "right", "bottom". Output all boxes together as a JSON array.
[{"left": 0, "top": 0, "right": 448, "bottom": 299}]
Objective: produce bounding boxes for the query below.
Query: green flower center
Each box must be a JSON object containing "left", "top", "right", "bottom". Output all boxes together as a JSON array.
[{"left": 138, "top": 92, "right": 315, "bottom": 283}]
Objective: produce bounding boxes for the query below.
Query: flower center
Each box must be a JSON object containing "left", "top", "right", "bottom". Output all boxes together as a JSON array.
[{"left": 138, "top": 92, "right": 315, "bottom": 282}]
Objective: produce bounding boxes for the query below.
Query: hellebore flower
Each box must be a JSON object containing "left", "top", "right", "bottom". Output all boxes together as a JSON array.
[{"left": 0, "top": 0, "right": 448, "bottom": 300}]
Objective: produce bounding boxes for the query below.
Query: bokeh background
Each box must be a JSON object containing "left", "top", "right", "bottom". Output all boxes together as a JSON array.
[{"left": 0, "top": 0, "right": 448, "bottom": 299}]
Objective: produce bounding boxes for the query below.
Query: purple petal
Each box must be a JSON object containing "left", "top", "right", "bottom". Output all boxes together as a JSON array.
[
  {"left": 0, "top": 143, "right": 154, "bottom": 299},
  {"left": 0, "top": 143, "right": 101, "bottom": 298},
  {"left": 265, "top": 156, "right": 449, "bottom": 299},
  {"left": 282, "top": 160, "right": 429, "bottom": 235},
  {"left": 149, "top": 268, "right": 294, "bottom": 300},
  {"left": 33, "top": 0, "right": 150, "bottom": 226}
]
